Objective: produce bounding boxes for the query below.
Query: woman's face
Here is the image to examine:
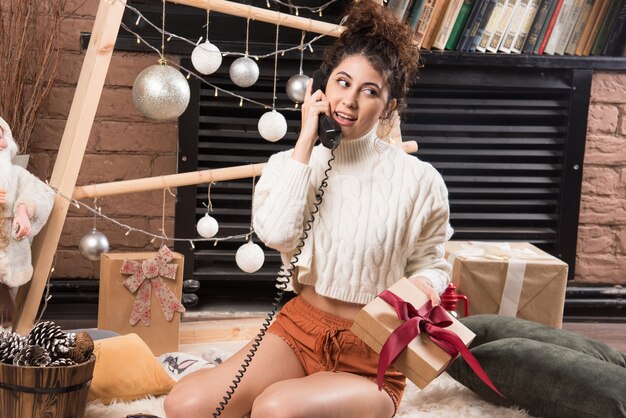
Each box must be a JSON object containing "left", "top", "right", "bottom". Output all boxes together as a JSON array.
[{"left": 325, "top": 54, "right": 396, "bottom": 141}]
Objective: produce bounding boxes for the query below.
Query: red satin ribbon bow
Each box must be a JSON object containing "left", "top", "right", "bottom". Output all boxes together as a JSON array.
[
  {"left": 121, "top": 245, "right": 186, "bottom": 326},
  {"left": 377, "top": 290, "right": 506, "bottom": 398}
]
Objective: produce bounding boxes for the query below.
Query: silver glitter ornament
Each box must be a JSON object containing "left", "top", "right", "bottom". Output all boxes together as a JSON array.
[
  {"left": 132, "top": 63, "right": 190, "bottom": 121},
  {"left": 229, "top": 56, "right": 259, "bottom": 88},
  {"left": 191, "top": 41, "right": 222, "bottom": 75},
  {"left": 78, "top": 228, "right": 110, "bottom": 261},
  {"left": 286, "top": 73, "right": 310, "bottom": 103},
  {"left": 235, "top": 240, "right": 265, "bottom": 273},
  {"left": 258, "top": 110, "right": 287, "bottom": 142}
]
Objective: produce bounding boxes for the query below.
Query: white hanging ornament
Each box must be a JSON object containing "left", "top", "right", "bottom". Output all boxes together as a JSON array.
[
  {"left": 235, "top": 240, "right": 265, "bottom": 273},
  {"left": 286, "top": 73, "right": 310, "bottom": 104},
  {"left": 78, "top": 228, "right": 110, "bottom": 261},
  {"left": 229, "top": 56, "right": 259, "bottom": 88},
  {"left": 196, "top": 213, "right": 219, "bottom": 238},
  {"left": 191, "top": 41, "right": 222, "bottom": 75},
  {"left": 132, "top": 63, "right": 191, "bottom": 121},
  {"left": 258, "top": 110, "right": 287, "bottom": 142}
]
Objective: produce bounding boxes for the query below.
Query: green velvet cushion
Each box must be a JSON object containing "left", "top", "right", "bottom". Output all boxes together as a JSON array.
[{"left": 447, "top": 315, "right": 626, "bottom": 418}]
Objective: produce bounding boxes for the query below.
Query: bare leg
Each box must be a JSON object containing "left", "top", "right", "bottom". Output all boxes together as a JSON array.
[
  {"left": 164, "top": 333, "right": 306, "bottom": 418},
  {"left": 251, "top": 371, "right": 395, "bottom": 418}
]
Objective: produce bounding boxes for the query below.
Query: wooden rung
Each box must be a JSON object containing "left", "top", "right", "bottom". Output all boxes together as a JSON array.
[
  {"left": 72, "top": 141, "right": 418, "bottom": 200},
  {"left": 168, "top": 0, "right": 344, "bottom": 37}
]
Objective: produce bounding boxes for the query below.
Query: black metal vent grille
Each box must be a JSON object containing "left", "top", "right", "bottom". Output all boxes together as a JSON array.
[{"left": 175, "top": 59, "right": 590, "bottom": 299}]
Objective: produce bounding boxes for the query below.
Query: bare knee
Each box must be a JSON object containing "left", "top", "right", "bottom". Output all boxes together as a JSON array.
[
  {"left": 164, "top": 385, "right": 200, "bottom": 418},
  {"left": 251, "top": 382, "right": 301, "bottom": 418}
]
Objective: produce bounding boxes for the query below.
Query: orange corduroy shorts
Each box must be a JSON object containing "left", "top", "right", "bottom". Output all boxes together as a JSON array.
[{"left": 268, "top": 295, "right": 406, "bottom": 415}]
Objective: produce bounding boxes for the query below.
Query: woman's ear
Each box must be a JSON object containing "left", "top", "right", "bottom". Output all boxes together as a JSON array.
[{"left": 381, "top": 99, "right": 398, "bottom": 120}]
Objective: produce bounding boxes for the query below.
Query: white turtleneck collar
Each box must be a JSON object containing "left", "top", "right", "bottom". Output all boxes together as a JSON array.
[{"left": 328, "top": 124, "right": 389, "bottom": 166}]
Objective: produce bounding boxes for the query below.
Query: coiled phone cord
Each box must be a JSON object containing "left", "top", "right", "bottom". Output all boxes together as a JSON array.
[{"left": 212, "top": 147, "right": 337, "bottom": 417}]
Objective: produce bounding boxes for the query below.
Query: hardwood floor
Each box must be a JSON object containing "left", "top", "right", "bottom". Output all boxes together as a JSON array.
[{"left": 179, "top": 317, "right": 626, "bottom": 355}]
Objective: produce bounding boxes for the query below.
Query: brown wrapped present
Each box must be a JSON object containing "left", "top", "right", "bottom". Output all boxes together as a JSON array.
[
  {"left": 351, "top": 278, "right": 477, "bottom": 390},
  {"left": 445, "top": 241, "right": 568, "bottom": 328},
  {"left": 98, "top": 246, "right": 185, "bottom": 355}
]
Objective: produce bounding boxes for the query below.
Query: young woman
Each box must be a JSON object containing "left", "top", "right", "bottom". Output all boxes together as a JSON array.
[{"left": 164, "top": 3, "right": 453, "bottom": 417}]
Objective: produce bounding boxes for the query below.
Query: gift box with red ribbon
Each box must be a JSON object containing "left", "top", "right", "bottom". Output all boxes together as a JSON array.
[
  {"left": 98, "top": 246, "right": 185, "bottom": 356},
  {"left": 352, "top": 278, "right": 503, "bottom": 396}
]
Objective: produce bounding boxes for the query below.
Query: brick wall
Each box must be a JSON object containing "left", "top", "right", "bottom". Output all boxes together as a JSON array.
[
  {"left": 26, "top": 1, "right": 626, "bottom": 285},
  {"left": 29, "top": 1, "right": 177, "bottom": 279},
  {"left": 576, "top": 72, "right": 626, "bottom": 285}
]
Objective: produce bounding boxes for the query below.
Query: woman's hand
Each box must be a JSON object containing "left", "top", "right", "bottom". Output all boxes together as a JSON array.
[
  {"left": 13, "top": 204, "right": 31, "bottom": 240},
  {"left": 408, "top": 276, "right": 441, "bottom": 306},
  {"left": 291, "top": 79, "right": 331, "bottom": 164}
]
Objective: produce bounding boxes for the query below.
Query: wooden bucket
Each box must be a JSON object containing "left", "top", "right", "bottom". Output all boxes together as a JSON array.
[{"left": 0, "top": 356, "right": 96, "bottom": 418}]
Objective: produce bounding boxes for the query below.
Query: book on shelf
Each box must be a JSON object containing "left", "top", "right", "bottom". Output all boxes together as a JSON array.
[
  {"left": 575, "top": 0, "right": 606, "bottom": 54},
  {"left": 433, "top": 0, "right": 466, "bottom": 49},
  {"left": 523, "top": 0, "right": 554, "bottom": 52},
  {"left": 500, "top": 0, "right": 532, "bottom": 52},
  {"left": 543, "top": 0, "right": 576, "bottom": 55},
  {"left": 387, "top": 0, "right": 413, "bottom": 20},
  {"left": 422, "top": 0, "right": 452, "bottom": 49},
  {"left": 564, "top": 0, "right": 595, "bottom": 55},
  {"left": 487, "top": 0, "right": 520, "bottom": 52},
  {"left": 406, "top": 0, "right": 427, "bottom": 28},
  {"left": 553, "top": 0, "right": 586, "bottom": 54},
  {"left": 591, "top": 0, "right": 622, "bottom": 55},
  {"left": 468, "top": 0, "right": 500, "bottom": 50},
  {"left": 476, "top": 0, "right": 507, "bottom": 51},
  {"left": 445, "top": 0, "right": 478, "bottom": 48},
  {"left": 415, "top": 0, "right": 439, "bottom": 49},
  {"left": 581, "top": 0, "right": 611, "bottom": 55},
  {"left": 511, "top": 0, "right": 542, "bottom": 52},
  {"left": 537, "top": 0, "right": 565, "bottom": 54},
  {"left": 456, "top": 0, "right": 489, "bottom": 50},
  {"left": 602, "top": 0, "right": 626, "bottom": 55}
]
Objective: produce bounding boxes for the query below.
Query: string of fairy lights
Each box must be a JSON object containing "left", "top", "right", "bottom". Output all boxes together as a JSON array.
[{"left": 69, "top": 0, "right": 347, "bottom": 273}]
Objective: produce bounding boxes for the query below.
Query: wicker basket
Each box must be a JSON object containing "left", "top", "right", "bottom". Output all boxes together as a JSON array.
[{"left": 0, "top": 355, "right": 96, "bottom": 418}]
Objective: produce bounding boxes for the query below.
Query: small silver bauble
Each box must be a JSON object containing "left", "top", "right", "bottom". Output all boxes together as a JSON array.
[
  {"left": 229, "top": 56, "right": 259, "bottom": 88},
  {"left": 258, "top": 110, "right": 287, "bottom": 142},
  {"left": 286, "top": 73, "right": 310, "bottom": 103},
  {"left": 79, "top": 228, "right": 110, "bottom": 261},
  {"left": 191, "top": 41, "right": 222, "bottom": 75},
  {"left": 196, "top": 214, "right": 219, "bottom": 238},
  {"left": 132, "top": 63, "right": 191, "bottom": 121},
  {"left": 235, "top": 240, "right": 265, "bottom": 273}
]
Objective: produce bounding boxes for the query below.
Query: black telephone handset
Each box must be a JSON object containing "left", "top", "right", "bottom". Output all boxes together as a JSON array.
[{"left": 312, "top": 71, "right": 342, "bottom": 149}]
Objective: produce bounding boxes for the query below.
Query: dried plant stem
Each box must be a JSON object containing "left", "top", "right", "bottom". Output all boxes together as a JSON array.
[{"left": 0, "top": 1, "right": 66, "bottom": 154}]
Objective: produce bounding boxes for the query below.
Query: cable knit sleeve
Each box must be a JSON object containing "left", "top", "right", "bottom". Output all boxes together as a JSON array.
[
  {"left": 405, "top": 170, "right": 454, "bottom": 295},
  {"left": 252, "top": 151, "right": 312, "bottom": 252}
]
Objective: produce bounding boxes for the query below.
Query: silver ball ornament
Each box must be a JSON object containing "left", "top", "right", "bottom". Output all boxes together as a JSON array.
[
  {"left": 79, "top": 228, "right": 110, "bottom": 261},
  {"left": 132, "top": 64, "right": 191, "bottom": 121},
  {"left": 286, "top": 74, "right": 310, "bottom": 103},
  {"left": 235, "top": 240, "right": 265, "bottom": 273},
  {"left": 191, "top": 41, "right": 222, "bottom": 75},
  {"left": 196, "top": 214, "right": 219, "bottom": 238},
  {"left": 229, "top": 56, "right": 259, "bottom": 88},
  {"left": 258, "top": 110, "right": 287, "bottom": 142}
]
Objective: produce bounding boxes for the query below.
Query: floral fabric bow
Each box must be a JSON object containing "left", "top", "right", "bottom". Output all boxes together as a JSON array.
[{"left": 120, "top": 245, "right": 186, "bottom": 326}]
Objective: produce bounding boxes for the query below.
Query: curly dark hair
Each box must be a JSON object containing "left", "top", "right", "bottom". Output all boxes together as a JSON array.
[{"left": 320, "top": 1, "right": 421, "bottom": 115}]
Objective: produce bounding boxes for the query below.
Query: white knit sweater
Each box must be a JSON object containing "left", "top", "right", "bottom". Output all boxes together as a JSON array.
[{"left": 252, "top": 127, "right": 454, "bottom": 305}]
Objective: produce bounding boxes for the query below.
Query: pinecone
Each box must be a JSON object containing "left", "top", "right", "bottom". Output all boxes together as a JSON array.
[
  {"left": 49, "top": 358, "right": 76, "bottom": 367},
  {"left": 27, "top": 321, "right": 72, "bottom": 359},
  {"left": 13, "top": 345, "right": 51, "bottom": 367},
  {"left": 67, "top": 331, "right": 94, "bottom": 364},
  {"left": 0, "top": 331, "right": 26, "bottom": 364}
]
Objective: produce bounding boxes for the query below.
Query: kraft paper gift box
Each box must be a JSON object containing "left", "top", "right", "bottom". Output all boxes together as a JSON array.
[
  {"left": 98, "top": 246, "right": 185, "bottom": 356},
  {"left": 351, "top": 278, "right": 476, "bottom": 389},
  {"left": 445, "top": 241, "right": 569, "bottom": 328}
]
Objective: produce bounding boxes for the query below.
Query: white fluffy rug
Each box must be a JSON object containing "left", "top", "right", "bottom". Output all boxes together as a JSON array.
[{"left": 85, "top": 373, "right": 530, "bottom": 418}]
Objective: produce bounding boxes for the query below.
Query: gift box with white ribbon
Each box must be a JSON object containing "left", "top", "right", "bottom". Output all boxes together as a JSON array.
[{"left": 445, "top": 241, "right": 568, "bottom": 328}]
